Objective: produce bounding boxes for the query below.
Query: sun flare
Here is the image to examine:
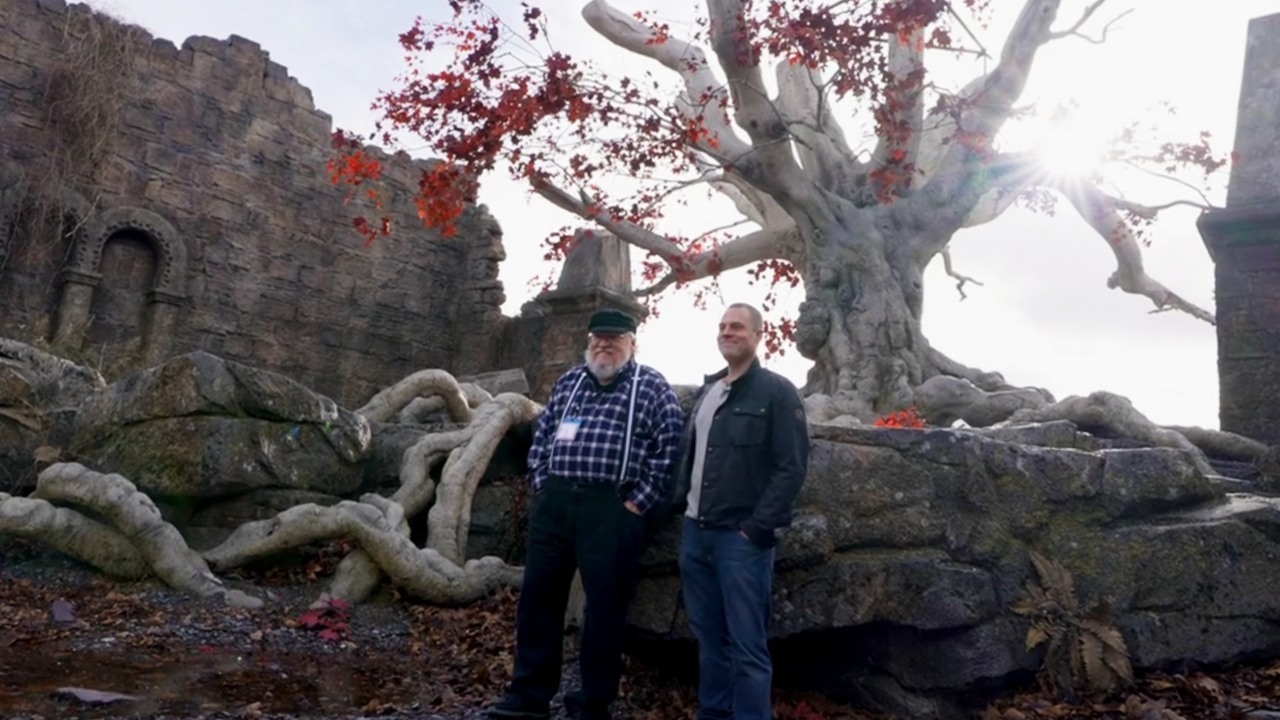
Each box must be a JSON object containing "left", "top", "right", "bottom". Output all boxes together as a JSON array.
[{"left": 1031, "top": 113, "right": 1112, "bottom": 178}]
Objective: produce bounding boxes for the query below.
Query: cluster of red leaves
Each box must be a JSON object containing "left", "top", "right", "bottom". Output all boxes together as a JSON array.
[
  {"left": 330, "top": 0, "right": 715, "bottom": 247},
  {"left": 327, "top": 0, "right": 996, "bottom": 261},
  {"left": 874, "top": 405, "right": 926, "bottom": 428},
  {"left": 745, "top": 258, "right": 803, "bottom": 358},
  {"left": 295, "top": 596, "right": 351, "bottom": 642}
]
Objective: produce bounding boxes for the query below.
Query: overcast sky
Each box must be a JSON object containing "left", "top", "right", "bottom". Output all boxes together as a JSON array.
[{"left": 85, "top": 0, "right": 1280, "bottom": 427}]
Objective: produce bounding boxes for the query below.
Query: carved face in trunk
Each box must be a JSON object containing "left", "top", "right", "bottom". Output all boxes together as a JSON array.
[{"left": 717, "top": 306, "right": 761, "bottom": 365}]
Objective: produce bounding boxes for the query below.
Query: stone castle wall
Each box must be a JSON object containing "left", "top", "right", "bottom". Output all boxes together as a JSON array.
[{"left": 0, "top": 0, "right": 506, "bottom": 406}]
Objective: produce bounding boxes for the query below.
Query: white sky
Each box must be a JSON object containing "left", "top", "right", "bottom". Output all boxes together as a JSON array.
[{"left": 85, "top": 0, "right": 1280, "bottom": 427}]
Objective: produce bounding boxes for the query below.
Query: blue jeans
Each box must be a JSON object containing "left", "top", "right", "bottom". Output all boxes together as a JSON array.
[{"left": 679, "top": 518, "right": 776, "bottom": 720}]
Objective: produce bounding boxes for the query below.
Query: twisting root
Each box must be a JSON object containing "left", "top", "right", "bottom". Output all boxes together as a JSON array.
[
  {"left": 1007, "top": 393, "right": 1219, "bottom": 474},
  {"left": 1164, "top": 425, "right": 1269, "bottom": 463},
  {"left": 30, "top": 463, "right": 261, "bottom": 608},
  {"left": 0, "top": 491, "right": 149, "bottom": 579},
  {"left": 427, "top": 394, "right": 542, "bottom": 563},
  {"left": 327, "top": 393, "right": 541, "bottom": 603},
  {"left": 356, "top": 369, "right": 477, "bottom": 423},
  {"left": 398, "top": 383, "right": 492, "bottom": 423},
  {"left": 912, "top": 375, "right": 1053, "bottom": 427},
  {"left": 911, "top": 376, "right": 1264, "bottom": 471},
  {"left": 204, "top": 500, "right": 520, "bottom": 605}
]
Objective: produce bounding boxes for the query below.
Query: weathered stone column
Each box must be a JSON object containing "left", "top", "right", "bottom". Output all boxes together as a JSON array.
[
  {"left": 141, "top": 289, "right": 185, "bottom": 366},
  {"left": 51, "top": 268, "right": 100, "bottom": 351},
  {"left": 1198, "top": 12, "right": 1280, "bottom": 446},
  {"left": 500, "top": 230, "right": 646, "bottom": 401}
]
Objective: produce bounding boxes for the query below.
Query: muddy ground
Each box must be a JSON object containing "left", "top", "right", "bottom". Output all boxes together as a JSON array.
[{"left": 3, "top": 536, "right": 1280, "bottom": 720}]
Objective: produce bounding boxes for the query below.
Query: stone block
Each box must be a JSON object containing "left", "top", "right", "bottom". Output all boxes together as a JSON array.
[
  {"left": 556, "top": 229, "right": 631, "bottom": 294},
  {"left": 1227, "top": 13, "right": 1280, "bottom": 206},
  {"left": 458, "top": 368, "right": 530, "bottom": 396}
]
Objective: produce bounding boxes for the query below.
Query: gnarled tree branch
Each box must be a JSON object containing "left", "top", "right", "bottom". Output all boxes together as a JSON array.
[
  {"left": 1049, "top": 177, "right": 1215, "bottom": 324},
  {"left": 635, "top": 223, "right": 797, "bottom": 296},
  {"left": 705, "top": 0, "right": 820, "bottom": 210},
  {"left": 869, "top": 14, "right": 925, "bottom": 184},
  {"left": 582, "top": 0, "right": 752, "bottom": 164},
  {"left": 922, "top": 0, "right": 1065, "bottom": 209},
  {"left": 774, "top": 62, "right": 861, "bottom": 193}
]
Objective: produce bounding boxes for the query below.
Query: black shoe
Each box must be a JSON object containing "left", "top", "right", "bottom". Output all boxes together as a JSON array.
[
  {"left": 563, "top": 690, "right": 611, "bottom": 720},
  {"left": 485, "top": 694, "right": 550, "bottom": 720}
]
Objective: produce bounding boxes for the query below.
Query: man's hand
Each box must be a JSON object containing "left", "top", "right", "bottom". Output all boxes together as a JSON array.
[{"left": 624, "top": 500, "right": 642, "bottom": 516}]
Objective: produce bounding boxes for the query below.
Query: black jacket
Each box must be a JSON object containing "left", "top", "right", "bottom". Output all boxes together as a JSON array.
[{"left": 671, "top": 359, "right": 810, "bottom": 548}]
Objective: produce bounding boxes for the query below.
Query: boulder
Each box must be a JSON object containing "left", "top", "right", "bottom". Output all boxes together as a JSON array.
[
  {"left": 69, "top": 351, "right": 370, "bottom": 499},
  {"left": 0, "top": 339, "right": 103, "bottom": 493},
  {"left": 631, "top": 424, "right": 1280, "bottom": 717}
]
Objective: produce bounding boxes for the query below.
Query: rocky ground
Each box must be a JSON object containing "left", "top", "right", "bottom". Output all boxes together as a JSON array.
[{"left": 2, "top": 537, "right": 1280, "bottom": 720}]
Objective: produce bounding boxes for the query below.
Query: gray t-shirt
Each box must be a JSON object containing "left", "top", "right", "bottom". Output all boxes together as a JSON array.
[{"left": 685, "top": 380, "right": 731, "bottom": 518}]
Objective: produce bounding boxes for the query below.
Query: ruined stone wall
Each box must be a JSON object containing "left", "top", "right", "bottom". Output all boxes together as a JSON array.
[
  {"left": 1199, "top": 12, "right": 1280, "bottom": 447},
  {"left": 0, "top": 0, "right": 506, "bottom": 406}
]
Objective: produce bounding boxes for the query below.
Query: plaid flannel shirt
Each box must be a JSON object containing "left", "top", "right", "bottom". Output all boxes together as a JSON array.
[{"left": 527, "top": 360, "right": 684, "bottom": 512}]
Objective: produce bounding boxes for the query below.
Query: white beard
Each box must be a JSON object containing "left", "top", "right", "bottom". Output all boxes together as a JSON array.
[{"left": 584, "top": 349, "right": 625, "bottom": 382}]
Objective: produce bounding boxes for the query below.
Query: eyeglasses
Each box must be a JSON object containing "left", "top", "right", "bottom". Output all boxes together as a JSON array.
[{"left": 588, "top": 332, "right": 630, "bottom": 344}]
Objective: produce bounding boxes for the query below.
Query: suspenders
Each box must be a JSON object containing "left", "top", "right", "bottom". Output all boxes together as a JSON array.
[{"left": 557, "top": 366, "right": 643, "bottom": 483}]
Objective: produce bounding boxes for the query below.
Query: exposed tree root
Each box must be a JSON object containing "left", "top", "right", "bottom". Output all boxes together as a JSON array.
[
  {"left": 910, "top": 373, "right": 1264, "bottom": 473},
  {"left": 327, "top": 393, "right": 540, "bottom": 603},
  {"left": 203, "top": 499, "right": 520, "bottom": 605},
  {"left": 28, "top": 463, "right": 262, "bottom": 608},
  {"left": 356, "top": 369, "right": 477, "bottom": 424},
  {"left": 1165, "top": 425, "right": 1269, "bottom": 463},
  {"left": 1005, "top": 393, "right": 1224, "bottom": 474},
  {"left": 913, "top": 375, "right": 1055, "bottom": 427},
  {"left": 923, "top": 343, "right": 1035, "bottom": 395},
  {"left": 0, "top": 491, "right": 150, "bottom": 579},
  {"left": 427, "top": 393, "right": 541, "bottom": 563},
  {"left": 397, "top": 383, "right": 492, "bottom": 424}
]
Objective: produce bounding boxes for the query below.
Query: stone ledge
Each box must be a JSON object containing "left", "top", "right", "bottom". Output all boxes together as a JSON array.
[{"left": 1198, "top": 201, "right": 1280, "bottom": 261}]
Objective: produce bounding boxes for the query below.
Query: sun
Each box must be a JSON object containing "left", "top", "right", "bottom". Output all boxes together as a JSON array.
[
  {"left": 1031, "top": 111, "right": 1112, "bottom": 178},
  {"left": 1036, "top": 133, "right": 1104, "bottom": 176}
]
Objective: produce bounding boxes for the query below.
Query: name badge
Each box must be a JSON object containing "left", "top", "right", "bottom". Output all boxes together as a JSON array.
[{"left": 556, "top": 418, "right": 583, "bottom": 442}]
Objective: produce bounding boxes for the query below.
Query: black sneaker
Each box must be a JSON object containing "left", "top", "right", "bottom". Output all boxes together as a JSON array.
[{"left": 485, "top": 694, "right": 550, "bottom": 720}]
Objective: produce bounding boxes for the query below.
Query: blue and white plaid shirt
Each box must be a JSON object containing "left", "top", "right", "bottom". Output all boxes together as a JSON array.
[{"left": 527, "top": 360, "right": 684, "bottom": 512}]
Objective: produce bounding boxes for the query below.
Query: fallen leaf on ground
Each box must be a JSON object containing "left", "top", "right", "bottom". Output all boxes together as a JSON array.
[{"left": 56, "top": 687, "right": 140, "bottom": 704}]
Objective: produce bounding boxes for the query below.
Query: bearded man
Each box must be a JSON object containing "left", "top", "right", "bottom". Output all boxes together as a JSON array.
[{"left": 488, "top": 309, "right": 684, "bottom": 720}]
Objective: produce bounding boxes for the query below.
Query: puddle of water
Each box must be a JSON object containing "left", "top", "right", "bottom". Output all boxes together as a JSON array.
[{"left": 0, "top": 641, "right": 423, "bottom": 718}]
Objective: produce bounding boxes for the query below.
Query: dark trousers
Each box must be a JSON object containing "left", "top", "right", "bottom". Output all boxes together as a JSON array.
[
  {"left": 507, "top": 478, "right": 646, "bottom": 712},
  {"left": 679, "top": 518, "right": 776, "bottom": 720}
]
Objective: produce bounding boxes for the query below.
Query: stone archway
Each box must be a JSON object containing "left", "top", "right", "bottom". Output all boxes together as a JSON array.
[{"left": 53, "top": 207, "right": 188, "bottom": 366}]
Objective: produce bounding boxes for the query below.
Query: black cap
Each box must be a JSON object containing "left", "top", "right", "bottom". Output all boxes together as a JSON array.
[{"left": 588, "top": 309, "right": 638, "bottom": 335}]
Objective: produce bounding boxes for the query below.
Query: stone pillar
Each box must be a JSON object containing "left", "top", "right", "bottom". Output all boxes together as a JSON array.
[
  {"left": 51, "top": 268, "right": 100, "bottom": 350},
  {"left": 142, "top": 289, "right": 185, "bottom": 366},
  {"left": 500, "top": 230, "right": 646, "bottom": 401},
  {"left": 1198, "top": 12, "right": 1280, "bottom": 446}
]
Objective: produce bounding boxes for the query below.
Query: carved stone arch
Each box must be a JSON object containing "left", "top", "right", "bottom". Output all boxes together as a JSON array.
[
  {"left": 53, "top": 206, "right": 188, "bottom": 366},
  {"left": 71, "top": 206, "right": 187, "bottom": 296}
]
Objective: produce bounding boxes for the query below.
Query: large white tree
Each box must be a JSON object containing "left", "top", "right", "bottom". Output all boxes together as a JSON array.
[{"left": 334, "top": 0, "right": 1235, "bottom": 431}]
